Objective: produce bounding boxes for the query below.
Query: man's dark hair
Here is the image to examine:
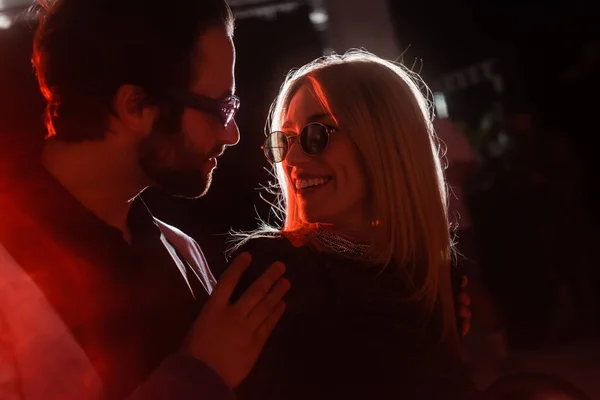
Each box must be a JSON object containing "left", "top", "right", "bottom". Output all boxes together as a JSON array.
[{"left": 32, "top": 0, "right": 234, "bottom": 141}]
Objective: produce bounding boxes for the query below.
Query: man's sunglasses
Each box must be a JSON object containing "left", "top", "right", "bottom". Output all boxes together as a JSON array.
[
  {"left": 262, "top": 122, "right": 336, "bottom": 163},
  {"left": 169, "top": 90, "right": 240, "bottom": 128}
]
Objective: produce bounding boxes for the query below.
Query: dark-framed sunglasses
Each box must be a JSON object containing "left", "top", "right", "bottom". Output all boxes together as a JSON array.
[
  {"left": 169, "top": 90, "right": 240, "bottom": 128},
  {"left": 262, "top": 122, "right": 337, "bottom": 163}
]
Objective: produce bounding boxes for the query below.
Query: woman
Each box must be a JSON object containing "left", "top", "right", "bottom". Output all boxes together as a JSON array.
[{"left": 229, "top": 51, "right": 477, "bottom": 399}]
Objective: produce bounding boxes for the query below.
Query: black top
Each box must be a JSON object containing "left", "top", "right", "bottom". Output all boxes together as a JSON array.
[
  {"left": 232, "top": 236, "right": 478, "bottom": 400},
  {"left": 0, "top": 160, "right": 208, "bottom": 399}
]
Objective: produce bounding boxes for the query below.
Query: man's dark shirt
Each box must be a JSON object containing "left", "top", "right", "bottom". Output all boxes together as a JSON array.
[{"left": 0, "top": 157, "right": 215, "bottom": 399}]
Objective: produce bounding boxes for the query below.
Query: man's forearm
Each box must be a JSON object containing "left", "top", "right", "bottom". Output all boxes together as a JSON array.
[{"left": 128, "top": 354, "right": 235, "bottom": 400}]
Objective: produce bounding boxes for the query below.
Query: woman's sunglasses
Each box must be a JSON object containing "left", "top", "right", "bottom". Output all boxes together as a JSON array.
[{"left": 262, "top": 122, "right": 337, "bottom": 163}]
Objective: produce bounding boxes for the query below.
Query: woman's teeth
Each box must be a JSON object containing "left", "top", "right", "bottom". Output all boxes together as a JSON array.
[{"left": 295, "top": 177, "right": 330, "bottom": 190}]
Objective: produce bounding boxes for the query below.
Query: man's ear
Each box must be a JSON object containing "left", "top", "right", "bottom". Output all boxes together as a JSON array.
[{"left": 112, "top": 84, "right": 157, "bottom": 136}]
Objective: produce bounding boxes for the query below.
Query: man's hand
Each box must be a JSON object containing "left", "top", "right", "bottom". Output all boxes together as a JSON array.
[
  {"left": 182, "top": 252, "right": 290, "bottom": 388},
  {"left": 458, "top": 276, "right": 472, "bottom": 338}
]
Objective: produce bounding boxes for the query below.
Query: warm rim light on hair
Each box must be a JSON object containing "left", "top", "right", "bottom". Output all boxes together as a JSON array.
[{"left": 305, "top": 75, "right": 339, "bottom": 127}]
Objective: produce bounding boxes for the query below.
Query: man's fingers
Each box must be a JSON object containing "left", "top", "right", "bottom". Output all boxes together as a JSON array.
[
  {"left": 458, "top": 305, "right": 472, "bottom": 320},
  {"left": 235, "top": 261, "right": 285, "bottom": 316},
  {"left": 458, "top": 291, "right": 471, "bottom": 307},
  {"left": 254, "top": 301, "right": 286, "bottom": 346},
  {"left": 461, "top": 276, "right": 468, "bottom": 289},
  {"left": 462, "top": 321, "right": 471, "bottom": 338},
  {"left": 247, "top": 277, "right": 290, "bottom": 330},
  {"left": 211, "top": 252, "right": 252, "bottom": 304}
]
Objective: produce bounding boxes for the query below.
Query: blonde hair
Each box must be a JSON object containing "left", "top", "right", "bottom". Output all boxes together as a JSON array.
[{"left": 232, "top": 50, "right": 457, "bottom": 342}]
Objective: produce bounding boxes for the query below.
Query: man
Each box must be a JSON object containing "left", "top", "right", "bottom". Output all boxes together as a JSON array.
[
  {"left": 0, "top": 241, "right": 288, "bottom": 400},
  {"left": 0, "top": 0, "right": 286, "bottom": 398}
]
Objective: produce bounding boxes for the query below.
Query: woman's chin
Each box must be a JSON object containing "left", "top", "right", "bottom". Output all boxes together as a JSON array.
[{"left": 299, "top": 211, "right": 335, "bottom": 226}]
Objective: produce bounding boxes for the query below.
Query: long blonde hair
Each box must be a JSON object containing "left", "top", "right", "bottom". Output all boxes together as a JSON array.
[{"left": 232, "top": 50, "right": 456, "bottom": 342}]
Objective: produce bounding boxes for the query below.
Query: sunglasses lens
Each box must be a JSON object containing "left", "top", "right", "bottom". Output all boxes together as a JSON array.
[
  {"left": 264, "top": 132, "right": 289, "bottom": 163},
  {"left": 221, "top": 97, "right": 240, "bottom": 127},
  {"left": 301, "top": 124, "right": 329, "bottom": 155}
]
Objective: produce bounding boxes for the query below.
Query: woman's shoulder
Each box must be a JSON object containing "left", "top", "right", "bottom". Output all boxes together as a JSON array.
[
  {"left": 228, "top": 231, "right": 319, "bottom": 302},
  {"left": 230, "top": 232, "right": 313, "bottom": 265}
]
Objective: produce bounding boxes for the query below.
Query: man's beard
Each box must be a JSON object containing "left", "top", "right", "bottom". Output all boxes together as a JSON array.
[{"left": 137, "top": 128, "right": 214, "bottom": 199}]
